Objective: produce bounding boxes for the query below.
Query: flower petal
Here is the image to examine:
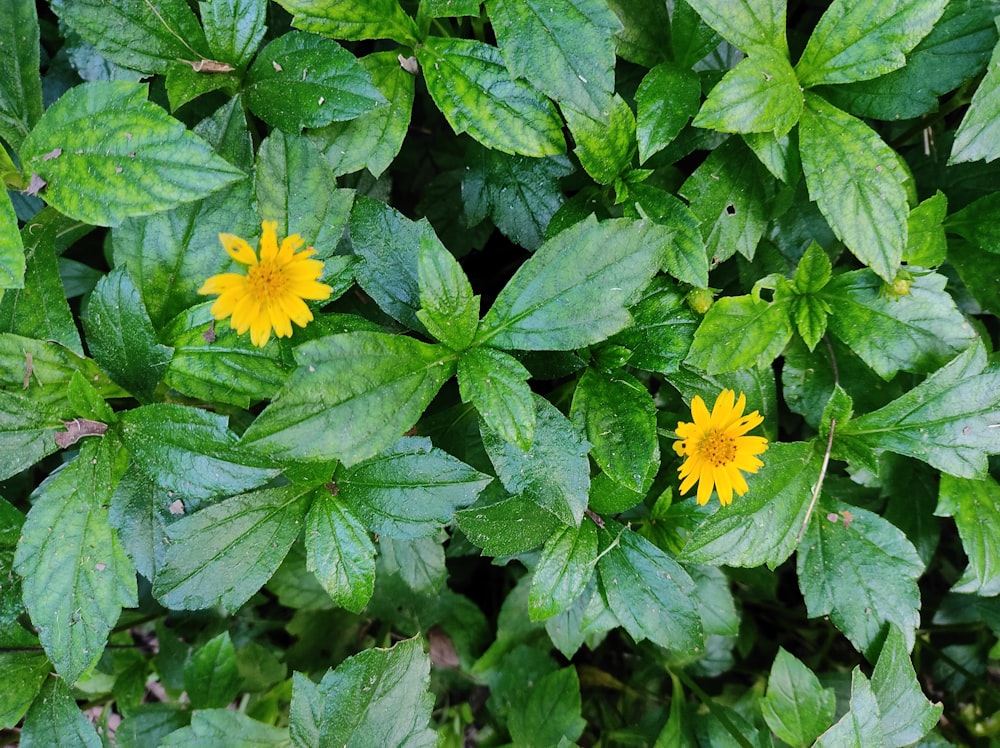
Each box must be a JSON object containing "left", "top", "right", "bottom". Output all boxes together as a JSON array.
[
  {"left": 219, "top": 234, "right": 258, "bottom": 265},
  {"left": 259, "top": 221, "right": 280, "bottom": 263}
]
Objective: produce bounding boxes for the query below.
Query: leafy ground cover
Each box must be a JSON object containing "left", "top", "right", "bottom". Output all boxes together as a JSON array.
[{"left": 2, "top": 0, "right": 1000, "bottom": 745}]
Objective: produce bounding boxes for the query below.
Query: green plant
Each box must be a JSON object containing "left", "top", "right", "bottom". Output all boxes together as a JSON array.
[{"left": 2, "top": 0, "right": 1000, "bottom": 745}]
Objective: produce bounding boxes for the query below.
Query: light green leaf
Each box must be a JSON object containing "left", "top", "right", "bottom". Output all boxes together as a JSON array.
[
  {"left": 487, "top": 0, "right": 620, "bottom": 118},
  {"left": 508, "top": 666, "right": 587, "bottom": 747},
  {"left": 0, "top": 192, "right": 23, "bottom": 291},
  {"left": 636, "top": 61, "right": 701, "bottom": 163},
  {"left": 462, "top": 145, "right": 574, "bottom": 250},
  {"left": 378, "top": 536, "right": 446, "bottom": 595},
  {"left": 681, "top": 441, "right": 819, "bottom": 569},
  {"left": 793, "top": 241, "right": 832, "bottom": 294},
  {"left": 241, "top": 332, "right": 455, "bottom": 466},
  {"left": 609, "top": 275, "right": 699, "bottom": 374},
  {"left": 797, "top": 498, "right": 923, "bottom": 658},
  {"left": 83, "top": 268, "right": 173, "bottom": 402},
  {"left": 694, "top": 47, "right": 802, "bottom": 136},
  {"left": 571, "top": 368, "right": 658, "bottom": 493},
  {"left": 685, "top": 294, "right": 792, "bottom": 374},
  {"left": 200, "top": 0, "right": 267, "bottom": 68},
  {"left": 623, "top": 185, "right": 708, "bottom": 289},
  {"left": 936, "top": 475, "right": 1000, "bottom": 597},
  {"left": 21, "top": 82, "right": 245, "bottom": 227},
  {"left": 838, "top": 342, "right": 1000, "bottom": 479},
  {"left": 304, "top": 489, "right": 376, "bottom": 613},
  {"left": 791, "top": 294, "right": 831, "bottom": 352},
  {"left": 308, "top": 51, "right": 415, "bottom": 178},
  {"left": 13, "top": 438, "right": 137, "bottom": 683},
  {"left": 563, "top": 94, "right": 636, "bottom": 184},
  {"left": 950, "top": 35, "right": 1000, "bottom": 163},
  {"left": 798, "top": 93, "right": 908, "bottom": 282},
  {"left": 872, "top": 624, "right": 943, "bottom": 747},
  {"left": 482, "top": 394, "right": 590, "bottom": 527},
  {"left": 597, "top": 522, "right": 703, "bottom": 654},
  {"left": 822, "top": 269, "right": 975, "bottom": 380},
  {"left": 0, "top": 650, "right": 49, "bottom": 730},
  {"left": 273, "top": 0, "right": 419, "bottom": 44},
  {"left": 761, "top": 648, "right": 836, "bottom": 747},
  {"left": 478, "top": 215, "right": 667, "bottom": 350},
  {"left": 796, "top": 0, "right": 947, "bottom": 87},
  {"left": 682, "top": 0, "right": 787, "bottom": 55},
  {"left": 417, "top": 36, "right": 566, "bottom": 158},
  {"left": 20, "top": 676, "right": 102, "bottom": 748},
  {"left": 246, "top": 32, "right": 385, "bottom": 132},
  {"left": 184, "top": 632, "right": 240, "bottom": 710},
  {"left": 0, "top": 0, "right": 43, "bottom": 149},
  {"left": 814, "top": 669, "right": 884, "bottom": 748},
  {"left": 416, "top": 234, "right": 480, "bottom": 349},
  {"left": 154, "top": 484, "right": 311, "bottom": 613},
  {"left": 420, "top": 0, "right": 480, "bottom": 17},
  {"left": 529, "top": 522, "right": 599, "bottom": 621},
  {"left": 161, "top": 710, "right": 291, "bottom": 748},
  {"left": 455, "top": 487, "right": 562, "bottom": 556},
  {"left": 457, "top": 347, "right": 535, "bottom": 451},
  {"left": 58, "top": 0, "right": 209, "bottom": 74},
  {"left": 120, "top": 404, "right": 278, "bottom": 499}
]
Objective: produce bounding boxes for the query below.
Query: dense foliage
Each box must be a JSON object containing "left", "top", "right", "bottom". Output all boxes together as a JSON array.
[{"left": 2, "top": 0, "right": 1000, "bottom": 745}]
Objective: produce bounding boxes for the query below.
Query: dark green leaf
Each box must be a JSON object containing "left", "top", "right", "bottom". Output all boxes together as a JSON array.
[
  {"left": 305, "top": 489, "right": 376, "bottom": 613},
  {"left": 161, "top": 710, "right": 290, "bottom": 747},
  {"left": 13, "top": 438, "right": 137, "bottom": 683},
  {"left": 636, "top": 61, "right": 701, "bottom": 163},
  {"left": 184, "top": 632, "right": 240, "bottom": 709},
  {"left": 688, "top": 563, "right": 739, "bottom": 636},
  {"left": 378, "top": 535, "right": 446, "bottom": 595},
  {"left": 685, "top": 294, "right": 792, "bottom": 374},
  {"left": 795, "top": 0, "right": 946, "bottom": 87},
  {"left": 936, "top": 474, "right": 1000, "bottom": 596},
  {"left": 455, "top": 487, "right": 562, "bottom": 557},
  {"left": 478, "top": 215, "right": 667, "bottom": 350},
  {"left": 950, "top": 35, "right": 1000, "bottom": 163},
  {"left": 669, "top": 0, "right": 723, "bottom": 68},
  {"left": 241, "top": 332, "right": 456, "bottom": 466},
  {"left": 760, "top": 648, "right": 836, "bottom": 746},
  {"left": 19, "top": 676, "right": 101, "bottom": 748},
  {"left": 945, "top": 191, "right": 1000, "bottom": 254},
  {"left": 416, "top": 234, "right": 480, "bottom": 349},
  {"left": 164, "top": 63, "right": 240, "bottom": 111},
  {"left": 417, "top": 36, "right": 566, "bottom": 158},
  {"left": 797, "top": 498, "right": 923, "bottom": 658},
  {"left": 823, "top": 269, "right": 975, "bottom": 379},
  {"left": 798, "top": 93, "right": 908, "bottom": 282},
  {"left": 545, "top": 577, "right": 619, "bottom": 659},
  {"left": 529, "top": 522, "right": 599, "bottom": 621},
  {"left": 21, "top": 82, "right": 245, "bottom": 227},
  {"left": 791, "top": 295, "right": 831, "bottom": 351},
  {"left": 120, "top": 404, "right": 278, "bottom": 499},
  {"left": 482, "top": 395, "right": 590, "bottom": 527},
  {"left": 273, "top": 0, "right": 419, "bottom": 44},
  {"left": 116, "top": 706, "right": 191, "bottom": 748},
  {"left": 508, "top": 666, "right": 587, "bottom": 747},
  {"left": 607, "top": 0, "right": 670, "bottom": 66},
  {"left": 609, "top": 275, "right": 699, "bottom": 373},
  {"left": 597, "top": 522, "right": 703, "bottom": 654},
  {"left": 563, "top": 94, "right": 636, "bottom": 184},
  {"left": 457, "top": 346, "right": 535, "bottom": 451},
  {"left": 949, "top": 237, "right": 1000, "bottom": 317},
  {"left": 108, "top": 468, "right": 171, "bottom": 583},
  {"left": 872, "top": 624, "right": 943, "bottom": 747},
  {"left": 153, "top": 483, "right": 311, "bottom": 613},
  {"left": 200, "top": 0, "right": 267, "bottom": 67},
  {"left": 0, "top": 0, "right": 43, "bottom": 149},
  {"left": 683, "top": 0, "right": 787, "bottom": 54},
  {"left": 623, "top": 185, "right": 709, "bottom": 288},
  {"left": 814, "top": 669, "right": 883, "bottom": 748},
  {"left": 0, "top": 650, "right": 49, "bottom": 729},
  {"left": 246, "top": 32, "right": 385, "bottom": 132}
]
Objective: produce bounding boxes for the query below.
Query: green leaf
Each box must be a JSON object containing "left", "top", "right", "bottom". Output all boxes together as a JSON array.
[
  {"left": 335, "top": 436, "right": 490, "bottom": 539},
  {"left": 153, "top": 483, "right": 311, "bottom": 613},
  {"left": 682, "top": 0, "right": 787, "bottom": 55},
  {"left": 273, "top": 0, "right": 419, "bottom": 44},
  {"left": 246, "top": 32, "right": 385, "bottom": 132},
  {"left": 416, "top": 234, "right": 480, "bottom": 349},
  {"left": 950, "top": 37, "right": 1000, "bottom": 163},
  {"left": 164, "top": 63, "right": 240, "bottom": 112},
  {"left": 21, "top": 82, "right": 245, "bottom": 227},
  {"left": 571, "top": 368, "right": 658, "bottom": 492},
  {"left": 798, "top": 93, "right": 909, "bottom": 282},
  {"left": 487, "top": 0, "right": 621, "bottom": 118},
  {"left": 455, "top": 487, "right": 562, "bottom": 556},
  {"left": 814, "top": 669, "right": 883, "bottom": 748},
  {"left": 761, "top": 648, "right": 836, "bottom": 747},
  {"left": 508, "top": 666, "right": 587, "bottom": 747},
  {"left": 529, "top": 522, "right": 599, "bottom": 621},
  {"left": 200, "top": 0, "right": 267, "bottom": 68},
  {"left": 108, "top": 469, "right": 170, "bottom": 583},
  {"left": 293, "top": 638, "right": 436, "bottom": 747},
  {"left": 184, "top": 632, "right": 240, "bottom": 709},
  {"left": 304, "top": 488, "right": 376, "bottom": 613},
  {"left": 694, "top": 47, "right": 802, "bottom": 136},
  {"left": 796, "top": 0, "right": 946, "bottom": 87},
  {"left": 822, "top": 269, "right": 975, "bottom": 379},
  {"left": 936, "top": 475, "right": 1000, "bottom": 596},
  {"left": 681, "top": 442, "right": 819, "bottom": 569},
  {"left": 790, "top": 244, "right": 833, "bottom": 350},
  {"left": 0, "top": 650, "right": 49, "bottom": 730},
  {"left": 838, "top": 342, "right": 1000, "bottom": 479},
  {"left": 0, "top": 192, "right": 23, "bottom": 291},
  {"left": 120, "top": 404, "right": 278, "bottom": 499},
  {"left": 670, "top": 0, "right": 723, "bottom": 68},
  {"left": 420, "top": 0, "right": 480, "bottom": 17},
  {"left": 20, "top": 676, "right": 102, "bottom": 748},
  {"left": 416, "top": 36, "right": 566, "bottom": 158},
  {"left": 563, "top": 94, "right": 636, "bottom": 184},
  {"left": 308, "top": 51, "right": 415, "bottom": 178},
  {"left": 944, "top": 192, "right": 1000, "bottom": 254},
  {"left": 680, "top": 137, "right": 771, "bottom": 263},
  {"left": 13, "top": 438, "right": 137, "bottom": 683},
  {"left": 83, "top": 268, "right": 173, "bottom": 402},
  {"left": 636, "top": 61, "right": 701, "bottom": 163},
  {"left": 462, "top": 145, "right": 574, "bottom": 250},
  {"left": 457, "top": 346, "right": 535, "bottom": 451},
  {"left": 597, "top": 522, "right": 703, "bottom": 654},
  {"left": 161, "top": 710, "right": 290, "bottom": 747},
  {"left": 478, "top": 215, "right": 667, "bottom": 350},
  {"left": 949, "top": 237, "right": 1000, "bottom": 318},
  {"left": 872, "top": 624, "right": 943, "bottom": 747},
  {"left": 378, "top": 535, "right": 446, "bottom": 595},
  {"left": 58, "top": 0, "right": 209, "bottom": 74},
  {"left": 482, "top": 395, "right": 590, "bottom": 527},
  {"left": 0, "top": 0, "right": 43, "bottom": 149},
  {"left": 609, "top": 275, "right": 699, "bottom": 374},
  {"left": 685, "top": 294, "right": 793, "bottom": 374},
  {"left": 797, "top": 498, "right": 923, "bottom": 658},
  {"left": 623, "top": 185, "right": 709, "bottom": 289},
  {"left": 254, "top": 131, "right": 355, "bottom": 256},
  {"left": 793, "top": 241, "right": 832, "bottom": 294},
  {"left": 242, "top": 332, "right": 455, "bottom": 466}
]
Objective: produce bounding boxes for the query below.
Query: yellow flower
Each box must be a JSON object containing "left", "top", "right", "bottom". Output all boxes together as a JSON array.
[
  {"left": 198, "top": 221, "right": 332, "bottom": 347},
  {"left": 673, "top": 389, "right": 768, "bottom": 507}
]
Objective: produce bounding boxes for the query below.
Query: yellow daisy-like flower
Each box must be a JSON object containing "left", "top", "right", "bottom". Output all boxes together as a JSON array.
[
  {"left": 198, "top": 221, "right": 332, "bottom": 347},
  {"left": 673, "top": 389, "right": 768, "bottom": 507}
]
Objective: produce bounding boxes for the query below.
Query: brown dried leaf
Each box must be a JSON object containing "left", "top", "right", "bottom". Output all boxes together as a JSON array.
[{"left": 54, "top": 418, "right": 108, "bottom": 448}]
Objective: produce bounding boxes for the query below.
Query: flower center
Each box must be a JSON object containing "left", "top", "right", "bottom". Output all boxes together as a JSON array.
[
  {"left": 247, "top": 260, "right": 287, "bottom": 302},
  {"left": 698, "top": 430, "right": 737, "bottom": 467}
]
